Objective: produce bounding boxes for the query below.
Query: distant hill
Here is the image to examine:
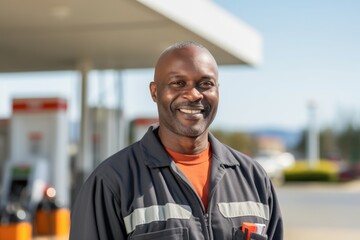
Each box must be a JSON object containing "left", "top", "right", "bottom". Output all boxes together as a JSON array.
[{"left": 250, "top": 128, "right": 302, "bottom": 150}]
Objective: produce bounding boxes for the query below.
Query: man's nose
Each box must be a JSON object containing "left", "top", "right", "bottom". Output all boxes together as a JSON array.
[{"left": 183, "top": 87, "right": 203, "bottom": 102}]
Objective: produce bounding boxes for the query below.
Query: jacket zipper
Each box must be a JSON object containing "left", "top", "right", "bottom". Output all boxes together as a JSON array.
[
  {"left": 204, "top": 213, "right": 210, "bottom": 237},
  {"left": 170, "top": 166, "right": 211, "bottom": 240}
]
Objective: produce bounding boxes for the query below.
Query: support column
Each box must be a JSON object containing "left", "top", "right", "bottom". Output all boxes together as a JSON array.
[
  {"left": 73, "top": 59, "right": 93, "bottom": 199},
  {"left": 307, "top": 99, "right": 319, "bottom": 169}
]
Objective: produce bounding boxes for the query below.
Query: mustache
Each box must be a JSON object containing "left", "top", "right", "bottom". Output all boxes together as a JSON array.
[{"left": 174, "top": 101, "right": 210, "bottom": 110}]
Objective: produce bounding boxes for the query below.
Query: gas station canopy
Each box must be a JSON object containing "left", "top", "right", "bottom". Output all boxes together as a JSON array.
[
  {"left": 0, "top": 0, "right": 264, "bottom": 214},
  {"left": 0, "top": 0, "right": 262, "bottom": 72}
]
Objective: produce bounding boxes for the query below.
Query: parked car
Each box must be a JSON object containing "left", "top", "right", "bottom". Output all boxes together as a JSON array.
[{"left": 254, "top": 150, "right": 295, "bottom": 185}]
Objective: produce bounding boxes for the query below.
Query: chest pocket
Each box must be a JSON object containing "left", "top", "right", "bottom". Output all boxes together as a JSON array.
[{"left": 129, "top": 227, "right": 188, "bottom": 240}]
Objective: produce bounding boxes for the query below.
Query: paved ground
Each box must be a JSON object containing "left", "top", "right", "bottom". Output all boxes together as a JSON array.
[
  {"left": 286, "top": 227, "right": 360, "bottom": 240},
  {"left": 278, "top": 179, "right": 360, "bottom": 240}
]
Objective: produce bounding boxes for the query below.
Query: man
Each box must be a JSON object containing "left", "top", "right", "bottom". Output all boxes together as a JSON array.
[{"left": 70, "top": 41, "right": 283, "bottom": 240}]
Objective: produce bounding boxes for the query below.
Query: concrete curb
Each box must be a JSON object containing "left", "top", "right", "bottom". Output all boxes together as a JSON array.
[
  {"left": 286, "top": 227, "right": 360, "bottom": 240},
  {"left": 278, "top": 179, "right": 360, "bottom": 192}
]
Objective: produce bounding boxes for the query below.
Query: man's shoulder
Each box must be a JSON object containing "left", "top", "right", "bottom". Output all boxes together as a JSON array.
[
  {"left": 100, "top": 141, "right": 142, "bottom": 168},
  {"left": 83, "top": 141, "right": 143, "bottom": 189}
]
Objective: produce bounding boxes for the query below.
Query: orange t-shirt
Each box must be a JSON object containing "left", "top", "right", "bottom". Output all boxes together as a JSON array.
[{"left": 166, "top": 145, "right": 211, "bottom": 210}]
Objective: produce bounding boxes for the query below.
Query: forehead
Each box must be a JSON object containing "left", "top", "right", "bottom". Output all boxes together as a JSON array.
[{"left": 155, "top": 45, "right": 218, "bottom": 79}]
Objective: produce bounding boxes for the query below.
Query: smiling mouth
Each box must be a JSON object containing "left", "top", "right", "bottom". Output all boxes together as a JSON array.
[{"left": 178, "top": 108, "right": 203, "bottom": 114}]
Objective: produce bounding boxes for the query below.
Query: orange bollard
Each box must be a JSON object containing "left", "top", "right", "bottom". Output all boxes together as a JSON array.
[
  {"left": 0, "top": 222, "right": 32, "bottom": 240},
  {"left": 52, "top": 208, "right": 70, "bottom": 237},
  {"left": 0, "top": 206, "right": 32, "bottom": 240},
  {"left": 34, "top": 186, "right": 70, "bottom": 238},
  {"left": 35, "top": 207, "right": 70, "bottom": 237},
  {"left": 35, "top": 208, "right": 51, "bottom": 235}
]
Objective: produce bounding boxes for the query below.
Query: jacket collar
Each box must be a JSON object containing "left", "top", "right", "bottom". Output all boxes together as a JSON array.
[
  {"left": 208, "top": 133, "right": 241, "bottom": 167},
  {"left": 141, "top": 125, "right": 241, "bottom": 168}
]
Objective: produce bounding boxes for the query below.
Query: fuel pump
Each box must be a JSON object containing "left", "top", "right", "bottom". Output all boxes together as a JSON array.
[{"left": 0, "top": 97, "right": 70, "bottom": 239}]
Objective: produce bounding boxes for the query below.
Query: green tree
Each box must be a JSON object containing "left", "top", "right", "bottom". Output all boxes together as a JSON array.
[
  {"left": 337, "top": 125, "right": 360, "bottom": 163},
  {"left": 319, "top": 127, "right": 339, "bottom": 160},
  {"left": 295, "top": 114, "right": 360, "bottom": 164},
  {"left": 212, "top": 129, "right": 255, "bottom": 155}
]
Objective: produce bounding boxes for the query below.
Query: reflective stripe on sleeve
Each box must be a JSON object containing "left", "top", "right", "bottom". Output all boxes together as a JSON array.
[
  {"left": 123, "top": 203, "right": 192, "bottom": 234},
  {"left": 218, "top": 201, "right": 269, "bottom": 220}
]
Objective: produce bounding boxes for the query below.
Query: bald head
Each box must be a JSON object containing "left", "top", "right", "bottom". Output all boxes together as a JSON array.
[
  {"left": 158, "top": 41, "right": 207, "bottom": 59},
  {"left": 154, "top": 41, "right": 218, "bottom": 83}
]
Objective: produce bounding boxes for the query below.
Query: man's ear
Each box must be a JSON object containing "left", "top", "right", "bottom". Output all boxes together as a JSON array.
[{"left": 149, "top": 81, "right": 157, "bottom": 102}]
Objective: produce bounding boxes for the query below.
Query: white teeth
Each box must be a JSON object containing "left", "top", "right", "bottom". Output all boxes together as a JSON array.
[{"left": 179, "top": 109, "right": 201, "bottom": 114}]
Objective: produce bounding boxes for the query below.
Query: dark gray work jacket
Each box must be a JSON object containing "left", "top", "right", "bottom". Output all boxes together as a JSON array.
[{"left": 70, "top": 126, "right": 283, "bottom": 240}]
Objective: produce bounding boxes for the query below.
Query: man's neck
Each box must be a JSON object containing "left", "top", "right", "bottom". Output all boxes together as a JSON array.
[{"left": 158, "top": 127, "right": 209, "bottom": 155}]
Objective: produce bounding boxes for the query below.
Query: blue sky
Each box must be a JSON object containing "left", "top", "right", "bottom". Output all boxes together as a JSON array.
[
  {"left": 212, "top": 0, "right": 360, "bottom": 131},
  {"left": 1, "top": 1, "right": 360, "bottom": 132}
]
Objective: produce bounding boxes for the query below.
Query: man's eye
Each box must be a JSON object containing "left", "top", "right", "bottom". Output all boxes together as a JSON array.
[
  {"left": 170, "top": 81, "right": 185, "bottom": 87},
  {"left": 200, "top": 81, "right": 215, "bottom": 89}
]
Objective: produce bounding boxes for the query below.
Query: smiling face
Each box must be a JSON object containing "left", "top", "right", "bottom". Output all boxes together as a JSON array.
[{"left": 150, "top": 44, "right": 219, "bottom": 140}]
